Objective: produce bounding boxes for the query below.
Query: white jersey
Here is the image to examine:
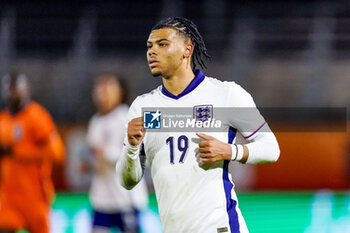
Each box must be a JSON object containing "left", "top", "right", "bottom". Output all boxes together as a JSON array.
[
  {"left": 122, "top": 70, "right": 279, "bottom": 233},
  {"left": 87, "top": 104, "right": 148, "bottom": 212}
]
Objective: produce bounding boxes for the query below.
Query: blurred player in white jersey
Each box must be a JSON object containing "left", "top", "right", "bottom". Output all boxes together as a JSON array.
[
  {"left": 87, "top": 74, "right": 148, "bottom": 233},
  {"left": 118, "top": 17, "right": 280, "bottom": 233}
]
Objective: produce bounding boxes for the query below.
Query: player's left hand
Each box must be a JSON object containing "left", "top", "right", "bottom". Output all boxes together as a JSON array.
[{"left": 195, "top": 133, "right": 232, "bottom": 163}]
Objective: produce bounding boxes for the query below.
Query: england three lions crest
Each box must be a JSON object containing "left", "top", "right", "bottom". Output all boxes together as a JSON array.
[{"left": 193, "top": 105, "right": 213, "bottom": 122}]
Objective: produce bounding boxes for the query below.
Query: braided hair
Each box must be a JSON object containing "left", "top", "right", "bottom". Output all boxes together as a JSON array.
[{"left": 152, "top": 17, "right": 211, "bottom": 70}]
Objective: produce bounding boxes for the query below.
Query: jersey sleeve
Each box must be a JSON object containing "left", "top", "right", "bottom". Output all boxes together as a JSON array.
[
  {"left": 127, "top": 96, "right": 142, "bottom": 122},
  {"left": 13, "top": 103, "right": 65, "bottom": 162},
  {"left": 226, "top": 82, "right": 269, "bottom": 140},
  {"left": 30, "top": 104, "right": 57, "bottom": 143},
  {"left": 31, "top": 104, "right": 65, "bottom": 163},
  {"left": 116, "top": 97, "right": 146, "bottom": 190}
]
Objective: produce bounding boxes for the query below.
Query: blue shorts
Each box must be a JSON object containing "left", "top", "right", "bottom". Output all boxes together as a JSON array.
[{"left": 92, "top": 209, "right": 139, "bottom": 233}]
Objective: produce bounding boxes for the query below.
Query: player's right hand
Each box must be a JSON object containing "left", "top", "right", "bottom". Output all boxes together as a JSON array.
[{"left": 128, "top": 117, "right": 145, "bottom": 146}]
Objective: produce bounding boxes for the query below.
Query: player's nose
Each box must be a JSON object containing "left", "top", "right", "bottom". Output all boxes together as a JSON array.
[{"left": 147, "top": 47, "right": 157, "bottom": 57}]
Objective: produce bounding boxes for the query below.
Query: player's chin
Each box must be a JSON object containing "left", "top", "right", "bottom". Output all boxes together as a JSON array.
[{"left": 150, "top": 68, "right": 162, "bottom": 77}]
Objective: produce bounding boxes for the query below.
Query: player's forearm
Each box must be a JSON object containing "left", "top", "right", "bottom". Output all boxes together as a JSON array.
[
  {"left": 243, "top": 132, "right": 280, "bottom": 164},
  {"left": 117, "top": 142, "right": 144, "bottom": 190}
]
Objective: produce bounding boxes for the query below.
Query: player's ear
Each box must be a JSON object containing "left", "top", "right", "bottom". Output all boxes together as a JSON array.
[{"left": 184, "top": 43, "right": 194, "bottom": 58}]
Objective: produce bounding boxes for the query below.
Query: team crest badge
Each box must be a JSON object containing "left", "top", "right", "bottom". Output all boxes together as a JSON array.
[
  {"left": 13, "top": 125, "right": 23, "bottom": 141},
  {"left": 193, "top": 105, "right": 213, "bottom": 122}
]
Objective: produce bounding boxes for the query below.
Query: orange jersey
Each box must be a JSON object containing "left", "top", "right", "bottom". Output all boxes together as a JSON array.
[{"left": 0, "top": 101, "right": 65, "bottom": 204}]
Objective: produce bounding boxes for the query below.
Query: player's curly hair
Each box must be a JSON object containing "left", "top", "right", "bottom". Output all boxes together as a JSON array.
[{"left": 152, "top": 17, "right": 211, "bottom": 70}]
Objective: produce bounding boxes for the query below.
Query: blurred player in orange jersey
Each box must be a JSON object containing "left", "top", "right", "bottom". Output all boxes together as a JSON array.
[{"left": 0, "top": 73, "right": 65, "bottom": 233}]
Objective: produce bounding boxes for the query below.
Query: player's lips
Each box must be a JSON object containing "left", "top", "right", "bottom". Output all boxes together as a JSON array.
[{"left": 148, "top": 59, "right": 159, "bottom": 68}]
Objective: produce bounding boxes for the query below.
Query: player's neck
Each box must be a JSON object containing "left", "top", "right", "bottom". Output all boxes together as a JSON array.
[
  {"left": 162, "top": 67, "right": 195, "bottom": 96},
  {"left": 7, "top": 99, "right": 30, "bottom": 115}
]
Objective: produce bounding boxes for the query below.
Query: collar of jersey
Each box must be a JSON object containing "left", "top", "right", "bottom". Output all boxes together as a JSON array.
[{"left": 161, "top": 69, "right": 205, "bottom": 100}]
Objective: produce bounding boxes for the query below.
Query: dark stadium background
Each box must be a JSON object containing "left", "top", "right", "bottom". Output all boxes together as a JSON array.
[{"left": 0, "top": 1, "right": 349, "bottom": 232}]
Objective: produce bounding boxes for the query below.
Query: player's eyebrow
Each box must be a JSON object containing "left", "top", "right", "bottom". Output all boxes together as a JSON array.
[{"left": 147, "top": 39, "right": 171, "bottom": 44}]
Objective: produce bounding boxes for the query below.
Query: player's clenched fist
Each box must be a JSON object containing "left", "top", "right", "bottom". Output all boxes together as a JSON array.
[
  {"left": 128, "top": 117, "right": 145, "bottom": 146},
  {"left": 196, "top": 133, "right": 232, "bottom": 162}
]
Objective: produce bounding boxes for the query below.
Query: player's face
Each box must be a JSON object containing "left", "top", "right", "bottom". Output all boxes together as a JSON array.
[
  {"left": 147, "top": 28, "right": 188, "bottom": 77},
  {"left": 6, "top": 85, "right": 21, "bottom": 110},
  {"left": 4, "top": 78, "right": 29, "bottom": 113},
  {"left": 93, "top": 78, "right": 122, "bottom": 114}
]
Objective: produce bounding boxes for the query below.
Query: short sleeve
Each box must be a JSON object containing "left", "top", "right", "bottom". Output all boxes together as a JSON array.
[
  {"left": 226, "top": 82, "right": 268, "bottom": 140},
  {"left": 29, "top": 103, "right": 57, "bottom": 143}
]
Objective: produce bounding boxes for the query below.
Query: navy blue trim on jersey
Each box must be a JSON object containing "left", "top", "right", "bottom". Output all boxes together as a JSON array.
[
  {"left": 93, "top": 209, "right": 139, "bottom": 231},
  {"left": 223, "top": 127, "right": 240, "bottom": 232},
  {"left": 93, "top": 210, "right": 123, "bottom": 228},
  {"left": 161, "top": 69, "right": 205, "bottom": 100},
  {"left": 228, "top": 127, "right": 237, "bottom": 144},
  {"left": 140, "top": 143, "right": 146, "bottom": 156}
]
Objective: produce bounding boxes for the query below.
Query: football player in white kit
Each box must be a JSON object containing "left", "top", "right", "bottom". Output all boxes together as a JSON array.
[
  {"left": 87, "top": 74, "right": 148, "bottom": 233},
  {"left": 117, "top": 17, "right": 280, "bottom": 233}
]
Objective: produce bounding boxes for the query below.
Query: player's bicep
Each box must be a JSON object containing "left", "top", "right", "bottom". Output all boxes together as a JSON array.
[
  {"left": 127, "top": 97, "right": 143, "bottom": 122},
  {"left": 31, "top": 106, "right": 65, "bottom": 162},
  {"left": 232, "top": 110, "right": 268, "bottom": 140},
  {"left": 31, "top": 107, "right": 57, "bottom": 143},
  {"left": 227, "top": 83, "right": 268, "bottom": 140},
  {"left": 47, "top": 130, "right": 65, "bottom": 163}
]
